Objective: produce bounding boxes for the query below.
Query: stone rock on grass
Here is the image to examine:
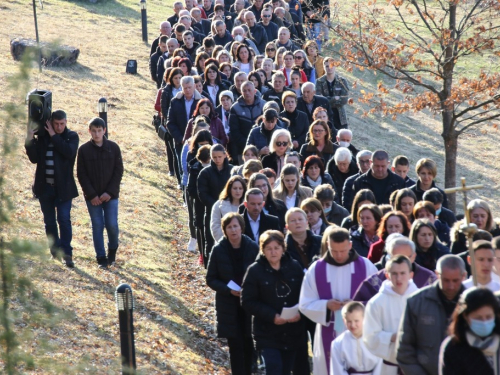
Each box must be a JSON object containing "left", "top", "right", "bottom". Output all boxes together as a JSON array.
[{"left": 10, "top": 38, "right": 80, "bottom": 66}]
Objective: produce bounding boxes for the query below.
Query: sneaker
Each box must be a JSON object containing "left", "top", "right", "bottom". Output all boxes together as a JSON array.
[
  {"left": 97, "top": 256, "right": 108, "bottom": 269},
  {"left": 63, "top": 255, "right": 75, "bottom": 268},
  {"left": 187, "top": 238, "right": 197, "bottom": 253}
]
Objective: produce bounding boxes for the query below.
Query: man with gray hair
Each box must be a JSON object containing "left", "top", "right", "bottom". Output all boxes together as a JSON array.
[
  {"left": 191, "top": 7, "right": 211, "bottom": 36},
  {"left": 333, "top": 128, "right": 359, "bottom": 157},
  {"left": 150, "top": 21, "right": 173, "bottom": 56},
  {"left": 224, "top": 26, "right": 259, "bottom": 54},
  {"left": 168, "top": 3, "right": 183, "bottom": 29},
  {"left": 297, "top": 81, "right": 334, "bottom": 124},
  {"left": 229, "top": 81, "right": 265, "bottom": 164},
  {"left": 342, "top": 149, "right": 372, "bottom": 211},
  {"left": 352, "top": 149, "right": 405, "bottom": 205},
  {"left": 396, "top": 254, "right": 467, "bottom": 375},
  {"left": 166, "top": 76, "right": 202, "bottom": 185},
  {"left": 353, "top": 233, "right": 437, "bottom": 304}
]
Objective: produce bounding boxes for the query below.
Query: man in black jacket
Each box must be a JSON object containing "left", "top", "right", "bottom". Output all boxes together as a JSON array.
[
  {"left": 25, "top": 110, "right": 79, "bottom": 267},
  {"left": 166, "top": 76, "right": 202, "bottom": 185},
  {"left": 77, "top": 118, "right": 124, "bottom": 269},
  {"left": 244, "top": 10, "right": 268, "bottom": 53},
  {"left": 352, "top": 149, "right": 405, "bottom": 205},
  {"left": 243, "top": 188, "right": 281, "bottom": 241},
  {"left": 150, "top": 21, "right": 173, "bottom": 57},
  {"left": 149, "top": 35, "right": 169, "bottom": 87},
  {"left": 297, "top": 82, "right": 334, "bottom": 124}
]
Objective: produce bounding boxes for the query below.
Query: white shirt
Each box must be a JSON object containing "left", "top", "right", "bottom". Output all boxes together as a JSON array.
[
  {"left": 463, "top": 276, "right": 500, "bottom": 292},
  {"left": 363, "top": 280, "right": 418, "bottom": 375},
  {"left": 285, "top": 191, "right": 297, "bottom": 210},
  {"left": 247, "top": 212, "right": 260, "bottom": 241},
  {"left": 240, "top": 63, "right": 251, "bottom": 75},
  {"left": 330, "top": 330, "right": 382, "bottom": 375}
]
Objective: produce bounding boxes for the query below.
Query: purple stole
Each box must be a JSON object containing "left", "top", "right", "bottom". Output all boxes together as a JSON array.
[{"left": 315, "top": 257, "right": 367, "bottom": 373}]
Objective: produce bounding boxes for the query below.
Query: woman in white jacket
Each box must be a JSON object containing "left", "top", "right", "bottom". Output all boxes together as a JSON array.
[
  {"left": 363, "top": 254, "right": 418, "bottom": 375},
  {"left": 210, "top": 176, "right": 247, "bottom": 243}
]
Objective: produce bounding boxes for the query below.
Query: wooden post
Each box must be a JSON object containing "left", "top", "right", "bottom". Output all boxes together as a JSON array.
[{"left": 444, "top": 178, "right": 483, "bottom": 286}]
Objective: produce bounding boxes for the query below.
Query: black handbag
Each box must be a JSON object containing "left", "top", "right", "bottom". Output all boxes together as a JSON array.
[
  {"left": 157, "top": 124, "right": 167, "bottom": 140},
  {"left": 152, "top": 114, "right": 161, "bottom": 132}
]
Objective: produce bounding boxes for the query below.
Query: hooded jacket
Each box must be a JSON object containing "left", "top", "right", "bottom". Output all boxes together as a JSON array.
[{"left": 364, "top": 279, "right": 419, "bottom": 365}]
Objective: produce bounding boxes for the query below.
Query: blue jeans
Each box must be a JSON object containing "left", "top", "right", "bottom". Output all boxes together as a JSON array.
[
  {"left": 261, "top": 347, "right": 297, "bottom": 375},
  {"left": 38, "top": 183, "right": 73, "bottom": 256},
  {"left": 308, "top": 22, "right": 323, "bottom": 51},
  {"left": 85, "top": 198, "right": 119, "bottom": 258}
]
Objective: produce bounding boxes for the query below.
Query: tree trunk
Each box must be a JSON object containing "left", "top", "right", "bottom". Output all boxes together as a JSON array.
[{"left": 442, "top": 114, "right": 458, "bottom": 212}]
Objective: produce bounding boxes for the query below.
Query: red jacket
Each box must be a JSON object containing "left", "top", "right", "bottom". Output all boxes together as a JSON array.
[
  {"left": 367, "top": 238, "right": 385, "bottom": 263},
  {"left": 282, "top": 68, "right": 307, "bottom": 86}
]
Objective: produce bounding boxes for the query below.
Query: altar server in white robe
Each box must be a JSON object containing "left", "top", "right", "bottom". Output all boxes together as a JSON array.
[
  {"left": 363, "top": 254, "right": 418, "bottom": 375},
  {"left": 299, "top": 227, "right": 378, "bottom": 375},
  {"left": 330, "top": 301, "right": 382, "bottom": 375}
]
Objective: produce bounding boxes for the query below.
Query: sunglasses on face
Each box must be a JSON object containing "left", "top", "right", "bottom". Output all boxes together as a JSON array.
[
  {"left": 266, "top": 48, "right": 275, "bottom": 52},
  {"left": 262, "top": 15, "right": 272, "bottom": 18},
  {"left": 294, "top": 56, "right": 304, "bottom": 60},
  {"left": 276, "top": 141, "right": 289, "bottom": 147}
]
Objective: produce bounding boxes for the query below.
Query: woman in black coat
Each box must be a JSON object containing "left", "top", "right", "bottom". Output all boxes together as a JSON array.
[
  {"left": 197, "top": 144, "right": 234, "bottom": 267},
  {"left": 206, "top": 213, "right": 259, "bottom": 375},
  {"left": 203, "top": 63, "right": 230, "bottom": 107},
  {"left": 284, "top": 208, "right": 321, "bottom": 375},
  {"left": 280, "top": 91, "right": 309, "bottom": 151},
  {"left": 187, "top": 145, "right": 212, "bottom": 264},
  {"left": 440, "top": 288, "right": 500, "bottom": 375},
  {"left": 241, "top": 230, "right": 304, "bottom": 375}
]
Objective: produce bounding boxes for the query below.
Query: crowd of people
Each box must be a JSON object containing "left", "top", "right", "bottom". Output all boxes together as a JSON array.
[
  {"left": 148, "top": 0, "right": 500, "bottom": 374},
  {"left": 17, "top": 0, "right": 499, "bottom": 372}
]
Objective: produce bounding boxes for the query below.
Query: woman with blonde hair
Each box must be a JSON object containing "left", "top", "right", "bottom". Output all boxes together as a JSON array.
[
  {"left": 261, "top": 128, "right": 293, "bottom": 176},
  {"left": 304, "top": 40, "right": 325, "bottom": 78},
  {"left": 451, "top": 199, "right": 500, "bottom": 254},
  {"left": 273, "top": 164, "right": 313, "bottom": 209}
]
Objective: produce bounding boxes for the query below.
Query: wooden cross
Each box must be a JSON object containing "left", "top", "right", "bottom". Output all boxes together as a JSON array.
[{"left": 444, "top": 178, "right": 484, "bottom": 286}]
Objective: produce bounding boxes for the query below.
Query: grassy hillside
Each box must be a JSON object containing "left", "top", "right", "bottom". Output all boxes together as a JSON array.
[{"left": 0, "top": 0, "right": 498, "bottom": 373}]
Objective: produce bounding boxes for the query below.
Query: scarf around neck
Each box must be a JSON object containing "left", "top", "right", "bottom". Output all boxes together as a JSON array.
[
  {"left": 466, "top": 331, "right": 500, "bottom": 372},
  {"left": 306, "top": 175, "right": 322, "bottom": 189}
]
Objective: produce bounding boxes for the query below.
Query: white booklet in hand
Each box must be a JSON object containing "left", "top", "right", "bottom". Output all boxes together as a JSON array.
[
  {"left": 227, "top": 280, "right": 241, "bottom": 292},
  {"left": 280, "top": 304, "right": 299, "bottom": 320}
]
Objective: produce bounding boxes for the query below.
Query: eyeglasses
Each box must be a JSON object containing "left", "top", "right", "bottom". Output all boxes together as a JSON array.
[
  {"left": 262, "top": 15, "right": 272, "bottom": 18},
  {"left": 359, "top": 160, "right": 371, "bottom": 164},
  {"left": 286, "top": 151, "right": 299, "bottom": 156},
  {"left": 266, "top": 48, "right": 275, "bottom": 51},
  {"left": 294, "top": 56, "right": 304, "bottom": 60},
  {"left": 312, "top": 129, "right": 325, "bottom": 133},
  {"left": 276, "top": 141, "right": 289, "bottom": 147}
]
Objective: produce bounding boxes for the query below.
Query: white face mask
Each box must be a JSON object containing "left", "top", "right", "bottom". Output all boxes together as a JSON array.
[
  {"left": 339, "top": 141, "right": 350, "bottom": 148},
  {"left": 234, "top": 35, "right": 244, "bottom": 42}
]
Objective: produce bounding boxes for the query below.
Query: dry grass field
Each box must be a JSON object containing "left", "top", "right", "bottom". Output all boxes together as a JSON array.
[{"left": 0, "top": 0, "right": 499, "bottom": 373}]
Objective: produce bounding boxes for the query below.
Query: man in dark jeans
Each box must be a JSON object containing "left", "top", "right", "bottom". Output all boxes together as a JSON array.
[
  {"left": 25, "top": 110, "right": 79, "bottom": 267},
  {"left": 77, "top": 117, "right": 124, "bottom": 269}
]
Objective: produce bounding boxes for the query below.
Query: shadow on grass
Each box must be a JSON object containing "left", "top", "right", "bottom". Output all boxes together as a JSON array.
[
  {"left": 63, "top": 0, "right": 140, "bottom": 19},
  {"left": 117, "top": 268, "right": 218, "bottom": 361},
  {"left": 45, "top": 62, "right": 106, "bottom": 82}
]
